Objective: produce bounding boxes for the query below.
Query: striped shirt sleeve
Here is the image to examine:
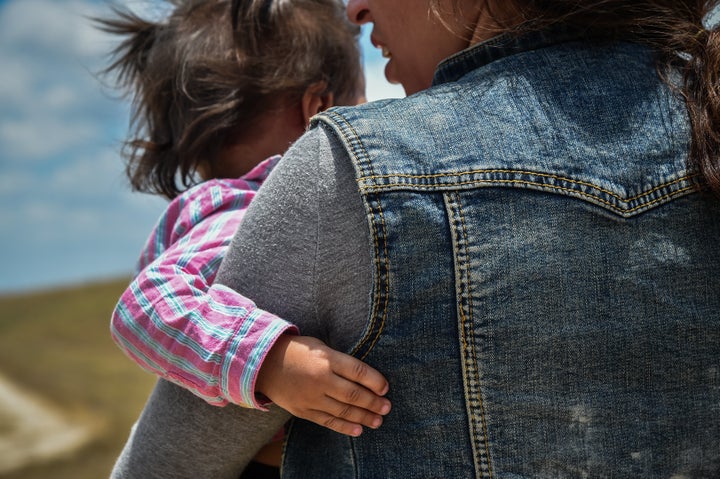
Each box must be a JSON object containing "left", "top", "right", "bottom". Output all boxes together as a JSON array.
[{"left": 110, "top": 158, "right": 298, "bottom": 408}]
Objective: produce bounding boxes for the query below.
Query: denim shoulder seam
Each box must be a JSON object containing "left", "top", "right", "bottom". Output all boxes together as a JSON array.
[{"left": 357, "top": 170, "right": 698, "bottom": 218}]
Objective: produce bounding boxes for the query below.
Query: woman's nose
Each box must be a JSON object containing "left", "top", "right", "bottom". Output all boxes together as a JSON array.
[{"left": 346, "top": 0, "right": 372, "bottom": 25}]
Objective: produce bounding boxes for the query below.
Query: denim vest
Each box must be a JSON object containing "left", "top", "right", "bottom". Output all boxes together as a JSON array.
[{"left": 283, "top": 30, "right": 720, "bottom": 478}]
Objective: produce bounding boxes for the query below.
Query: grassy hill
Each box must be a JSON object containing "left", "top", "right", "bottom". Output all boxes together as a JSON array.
[{"left": 0, "top": 279, "right": 157, "bottom": 479}]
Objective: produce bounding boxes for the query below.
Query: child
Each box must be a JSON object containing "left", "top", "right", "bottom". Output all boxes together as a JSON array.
[{"left": 99, "top": 0, "right": 390, "bottom": 476}]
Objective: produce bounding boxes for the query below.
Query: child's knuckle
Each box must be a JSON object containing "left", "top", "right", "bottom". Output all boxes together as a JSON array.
[
  {"left": 345, "top": 387, "right": 361, "bottom": 404},
  {"left": 353, "top": 362, "right": 368, "bottom": 379}
]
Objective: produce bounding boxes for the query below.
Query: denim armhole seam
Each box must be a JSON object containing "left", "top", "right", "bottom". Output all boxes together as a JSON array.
[{"left": 313, "top": 111, "right": 389, "bottom": 360}]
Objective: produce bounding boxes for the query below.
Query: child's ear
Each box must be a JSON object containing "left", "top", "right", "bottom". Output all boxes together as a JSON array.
[{"left": 301, "top": 81, "right": 334, "bottom": 127}]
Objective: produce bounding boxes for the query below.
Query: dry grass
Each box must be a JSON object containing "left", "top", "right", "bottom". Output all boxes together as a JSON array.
[{"left": 0, "top": 279, "right": 157, "bottom": 479}]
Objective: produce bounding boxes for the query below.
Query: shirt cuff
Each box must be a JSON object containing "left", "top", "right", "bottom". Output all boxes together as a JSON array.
[{"left": 220, "top": 308, "right": 299, "bottom": 409}]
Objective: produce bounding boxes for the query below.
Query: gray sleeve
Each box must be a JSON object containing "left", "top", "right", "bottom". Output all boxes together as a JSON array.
[
  {"left": 217, "top": 123, "right": 371, "bottom": 352},
  {"left": 111, "top": 124, "right": 373, "bottom": 478},
  {"left": 111, "top": 380, "right": 290, "bottom": 479}
]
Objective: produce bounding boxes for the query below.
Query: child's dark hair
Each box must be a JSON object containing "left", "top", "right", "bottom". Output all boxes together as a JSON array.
[{"left": 98, "top": 0, "right": 362, "bottom": 199}]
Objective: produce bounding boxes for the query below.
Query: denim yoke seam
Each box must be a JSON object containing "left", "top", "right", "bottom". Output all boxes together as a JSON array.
[
  {"left": 445, "top": 192, "right": 494, "bottom": 479},
  {"left": 316, "top": 111, "right": 389, "bottom": 360},
  {"left": 357, "top": 171, "right": 698, "bottom": 217}
]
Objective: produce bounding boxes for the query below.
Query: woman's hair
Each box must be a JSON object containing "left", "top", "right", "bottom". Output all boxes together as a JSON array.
[
  {"left": 443, "top": 0, "right": 720, "bottom": 196},
  {"left": 98, "top": 0, "right": 361, "bottom": 199}
]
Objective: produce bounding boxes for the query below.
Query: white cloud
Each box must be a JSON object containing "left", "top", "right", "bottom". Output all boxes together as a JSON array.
[
  {"left": 50, "top": 147, "right": 121, "bottom": 193},
  {"left": 1, "top": 199, "right": 102, "bottom": 241},
  {"left": 1, "top": 119, "right": 100, "bottom": 160},
  {"left": 0, "top": 0, "right": 117, "bottom": 59},
  {"left": 0, "top": 142, "right": 165, "bottom": 241},
  {"left": 1, "top": 1, "right": 75, "bottom": 55},
  {"left": 0, "top": 58, "right": 34, "bottom": 101},
  {"left": 0, "top": 0, "right": 133, "bottom": 163},
  {"left": 0, "top": 58, "right": 36, "bottom": 114},
  {"left": 0, "top": 170, "right": 34, "bottom": 196},
  {"left": 0, "top": 172, "right": 164, "bottom": 245},
  {"left": 44, "top": 85, "right": 81, "bottom": 110},
  {"left": 120, "top": 0, "right": 175, "bottom": 22}
]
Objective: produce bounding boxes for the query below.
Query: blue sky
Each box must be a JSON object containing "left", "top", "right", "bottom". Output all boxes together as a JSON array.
[{"left": 0, "top": 0, "right": 403, "bottom": 293}]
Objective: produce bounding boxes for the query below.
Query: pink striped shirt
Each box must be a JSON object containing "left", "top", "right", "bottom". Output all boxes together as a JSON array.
[{"left": 111, "top": 155, "right": 297, "bottom": 408}]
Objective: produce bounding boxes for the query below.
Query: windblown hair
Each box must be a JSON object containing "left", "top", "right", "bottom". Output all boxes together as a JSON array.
[
  {"left": 441, "top": 0, "right": 720, "bottom": 196},
  {"left": 97, "top": 0, "right": 361, "bottom": 199}
]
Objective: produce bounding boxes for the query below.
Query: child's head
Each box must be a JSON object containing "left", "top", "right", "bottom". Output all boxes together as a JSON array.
[{"left": 100, "top": 0, "right": 362, "bottom": 199}]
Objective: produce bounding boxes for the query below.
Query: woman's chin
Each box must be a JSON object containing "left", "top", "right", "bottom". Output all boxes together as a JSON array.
[
  {"left": 384, "top": 61, "right": 422, "bottom": 96},
  {"left": 384, "top": 61, "right": 401, "bottom": 86}
]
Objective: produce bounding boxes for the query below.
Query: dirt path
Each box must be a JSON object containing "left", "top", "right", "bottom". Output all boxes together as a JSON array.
[{"left": 0, "top": 372, "right": 93, "bottom": 475}]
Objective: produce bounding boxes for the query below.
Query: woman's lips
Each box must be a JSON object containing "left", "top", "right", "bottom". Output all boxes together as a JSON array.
[
  {"left": 371, "top": 34, "right": 397, "bottom": 83},
  {"left": 371, "top": 35, "right": 392, "bottom": 58}
]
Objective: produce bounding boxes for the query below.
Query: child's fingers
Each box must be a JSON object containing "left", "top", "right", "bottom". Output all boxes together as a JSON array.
[
  {"left": 303, "top": 394, "right": 385, "bottom": 436},
  {"left": 302, "top": 409, "right": 365, "bottom": 437},
  {"left": 323, "top": 394, "right": 386, "bottom": 430},
  {"left": 330, "top": 352, "right": 389, "bottom": 396},
  {"left": 327, "top": 377, "right": 392, "bottom": 417}
]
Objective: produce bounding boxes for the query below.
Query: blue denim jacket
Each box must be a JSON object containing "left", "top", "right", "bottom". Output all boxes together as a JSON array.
[{"left": 283, "top": 30, "right": 720, "bottom": 478}]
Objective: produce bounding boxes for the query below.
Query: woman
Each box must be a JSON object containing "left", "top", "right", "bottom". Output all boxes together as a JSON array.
[{"left": 118, "top": 0, "right": 720, "bottom": 477}]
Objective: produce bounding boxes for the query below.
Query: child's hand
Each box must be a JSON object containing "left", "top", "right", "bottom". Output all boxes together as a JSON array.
[{"left": 255, "top": 334, "right": 391, "bottom": 437}]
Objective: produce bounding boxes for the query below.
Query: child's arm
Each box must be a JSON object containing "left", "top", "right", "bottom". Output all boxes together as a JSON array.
[
  {"left": 111, "top": 180, "right": 296, "bottom": 408},
  {"left": 256, "top": 334, "right": 391, "bottom": 437}
]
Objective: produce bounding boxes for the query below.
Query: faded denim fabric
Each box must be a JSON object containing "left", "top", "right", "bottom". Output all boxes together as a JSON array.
[{"left": 282, "top": 30, "right": 720, "bottom": 478}]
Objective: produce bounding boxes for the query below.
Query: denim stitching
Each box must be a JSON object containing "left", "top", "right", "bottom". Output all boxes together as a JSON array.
[
  {"left": 318, "top": 111, "right": 389, "bottom": 360},
  {"left": 344, "top": 121, "right": 391, "bottom": 358},
  {"left": 434, "top": 27, "right": 588, "bottom": 86},
  {"left": 357, "top": 170, "right": 694, "bottom": 203},
  {"left": 349, "top": 435, "right": 359, "bottom": 479},
  {"left": 331, "top": 115, "right": 388, "bottom": 359},
  {"left": 446, "top": 192, "right": 494, "bottom": 479},
  {"left": 313, "top": 112, "right": 381, "bottom": 356},
  {"left": 457, "top": 194, "right": 494, "bottom": 479},
  {"left": 356, "top": 192, "right": 390, "bottom": 359},
  {"left": 338, "top": 116, "right": 390, "bottom": 359},
  {"left": 359, "top": 179, "right": 696, "bottom": 217},
  {"left": 280, "top": 418, "right": 294, "bottom": 476}
]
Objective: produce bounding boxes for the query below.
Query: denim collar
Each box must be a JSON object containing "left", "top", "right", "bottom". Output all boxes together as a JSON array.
[{"left": 432, "top": 26, "right": 586, "bottom": 86}]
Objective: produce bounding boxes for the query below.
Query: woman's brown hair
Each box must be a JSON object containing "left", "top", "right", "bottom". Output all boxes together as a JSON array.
[
  {"left": 442, "top": 0, "right": 720, "bottom": 196},
  {"left": 97, "top": 0, "right": 361, "bottom": 200}
]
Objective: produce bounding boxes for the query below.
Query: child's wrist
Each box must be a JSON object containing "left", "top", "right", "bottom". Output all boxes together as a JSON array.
[{"left": 255, "top": 333, "right": 294, "bottom": 398}]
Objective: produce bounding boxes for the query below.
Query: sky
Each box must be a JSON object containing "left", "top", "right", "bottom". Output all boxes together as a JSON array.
[{"left": 0, "top": 0, "right": 404, "bottom": 294}]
